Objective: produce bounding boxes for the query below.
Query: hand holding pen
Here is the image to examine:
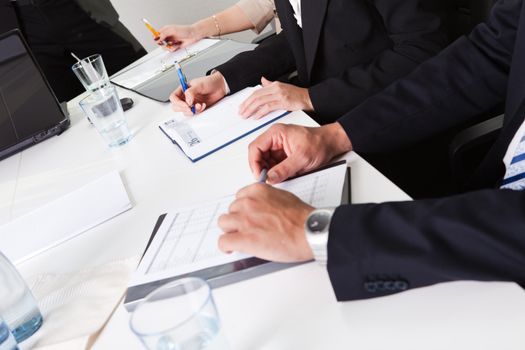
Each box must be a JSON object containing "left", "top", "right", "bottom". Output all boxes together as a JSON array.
[
  {"left": 142, "top": 18, "right": 175, "bottom": 51},
  {"left": 169, "top": 71, "right": 229, "bottom": 116},
  {"left": 143, "top": 19, "right": 201, "bottom": 52},
  {"left": 175, "top": 61, "right": 196, "bottom": 114}
]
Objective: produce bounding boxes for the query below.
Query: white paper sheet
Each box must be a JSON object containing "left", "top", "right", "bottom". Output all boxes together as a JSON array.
[
  {"left": 20, "top": 257, "right": 137, "bottom": 349},
  {"left": 0, "top": 171, "right": 132, "bottom": 264},
  {"left": 111, "top": 39, "right": 219, "bottom": 88},
  {"left": 159, "top": 86, "right": 287, "bottom": 161},
  {"left": 130, "top": 163, "right": 347, "bottom": 286}
]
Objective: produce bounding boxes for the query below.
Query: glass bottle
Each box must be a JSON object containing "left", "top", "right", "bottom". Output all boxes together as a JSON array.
[
  {"left": 0, "top": 317, "right": 18, "bottom": 350},
  {"left": 0, "top": 252, "right": 43, "bottom": 343}
]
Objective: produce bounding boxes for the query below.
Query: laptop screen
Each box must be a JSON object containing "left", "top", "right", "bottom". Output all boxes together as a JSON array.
[{"left": 0, "top": 30, "right": 67, "bottom": 158}]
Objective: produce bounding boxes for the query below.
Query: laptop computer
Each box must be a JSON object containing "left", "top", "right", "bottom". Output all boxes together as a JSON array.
[{"left": 0, "top": 29, "right": 70, "bottom": 162}]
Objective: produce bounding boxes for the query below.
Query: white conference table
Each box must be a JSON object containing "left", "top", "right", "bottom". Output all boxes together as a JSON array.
[{"left": 0, "top": 87, "right": 524, "bottom": 350}]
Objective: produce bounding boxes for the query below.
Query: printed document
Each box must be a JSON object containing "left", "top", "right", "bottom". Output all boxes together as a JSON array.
[
  {"left": 159, "top": 86, "right": 287, "bottom": 161},
  {"left": 129, "top": 162, "right": 347, "bottom": 287}
]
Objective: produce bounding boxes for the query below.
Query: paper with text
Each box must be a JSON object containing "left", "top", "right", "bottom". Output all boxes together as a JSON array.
[
  {"left": 130, "top": 163, "right": 347, "bottom": 287},
  {"left": 111, "top": 39, "right": 219, "bottom": 89},
  {"left": 159, "top": 86, "right": 287, "bottom": 161}
]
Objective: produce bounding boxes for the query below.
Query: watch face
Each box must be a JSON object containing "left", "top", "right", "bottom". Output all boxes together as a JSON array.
[{"left": 307, "top": 212, "right": 331, "bottom": 233}]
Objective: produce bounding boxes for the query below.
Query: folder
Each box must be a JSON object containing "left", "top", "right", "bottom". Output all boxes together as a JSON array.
[{"left": 111, "top": 39, "right": 257, "bottom": 102}]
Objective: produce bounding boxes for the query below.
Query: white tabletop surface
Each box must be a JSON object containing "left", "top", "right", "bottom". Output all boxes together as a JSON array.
[{"left": 1, "top": 88, "right": 524, "bottom": 350}]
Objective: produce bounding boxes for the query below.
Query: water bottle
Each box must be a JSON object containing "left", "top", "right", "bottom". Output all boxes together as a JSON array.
[
  {"left": 0, "top": 317, "right": 18, "bottom": 350},
  {"left": 0, "top": 252, "right": 43, "bottom": 343}
]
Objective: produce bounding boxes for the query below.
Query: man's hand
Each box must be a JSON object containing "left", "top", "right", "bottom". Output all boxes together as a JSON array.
[
  {"left": 155, "top": 24, "right": 201, "bottom": 52},
  {"left": 218, "top": 184, "right": 315, "bottom": 262},
  {"left": 169, "top": 72, "right": 227, "bottom": 115},
  {"left": 238, "top": 77, "right": 314, "bottom": 119},
  {"left": 249, "top": 123, "right": 352, "bottom": 184}
]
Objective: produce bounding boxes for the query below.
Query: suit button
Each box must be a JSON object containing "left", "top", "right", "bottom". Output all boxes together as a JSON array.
[
  {"left": 364, "top": 282, "right": 377, "bottom": 293},
  {"left": 384, "top": 281, "right": 396, "bottom": 291},
  {"left": 375, "top": 281, "right": 385, "bottom": 292},
  {"left": 394, "top": 281, "right": 409, "bottom": 291}
]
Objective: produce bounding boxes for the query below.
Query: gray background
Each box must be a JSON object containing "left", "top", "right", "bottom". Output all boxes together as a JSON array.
[{"left": 110, "top": 0, "right": 267, "bottom": 51}]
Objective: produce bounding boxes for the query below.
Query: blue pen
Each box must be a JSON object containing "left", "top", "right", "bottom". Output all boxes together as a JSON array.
[
  {"left": 258, "top": 169, "right": 268, "bottom": 183},
  {"left": 174, "top": 61, "right": 196, "bottom": 114}
]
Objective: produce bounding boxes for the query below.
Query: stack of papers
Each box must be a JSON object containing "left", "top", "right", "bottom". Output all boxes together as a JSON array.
[
  {"left": 0, "top": 171, "right": 132, "bottom": 264},
  {"left": 159, "top": 86, "right": 288, "bottom": 161}
]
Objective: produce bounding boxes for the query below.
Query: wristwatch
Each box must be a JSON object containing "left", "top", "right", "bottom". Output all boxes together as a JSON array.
[{"left": 305, "top": 208, "right": 335, "bottom": 266}]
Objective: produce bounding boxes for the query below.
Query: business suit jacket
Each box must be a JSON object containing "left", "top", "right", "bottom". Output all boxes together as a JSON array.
[
  {"left": 329, "top": 0, "right": 525, "bottom": 301},
  {"left": 0, "top": 0, "right": 142, "bottom": 52},
  {"left": 75, "top": 0, "right": 142, "bottom": 52},
  {"left": 0, "top": 0, "right": 19, "bottom": 33},
  {"left": 216, "top": 0, "right": 450, "bottom": 123}
]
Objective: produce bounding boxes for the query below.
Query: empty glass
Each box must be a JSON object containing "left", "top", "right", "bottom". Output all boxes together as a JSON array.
[
  {"left": 79, "top": 85, "right": 131, "bottom": 147},
  {"left": 0, "top": 318, "right": 18, "bottom": 350},
  {"left": 71, "top": 54, "right": 110, "bottom": 92},
  {"left": 130, "top": 277, "right": 229, "bottom": 350},
  {"left": 0, "top": 252, "right": 42, "bottom": 343}
]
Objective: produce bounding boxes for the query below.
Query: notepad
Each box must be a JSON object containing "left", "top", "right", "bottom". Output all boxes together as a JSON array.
[
  {"left": 124, "top": 162, "right": 348, "bottom": 310},
  {"left": 159, "top": 86, "right": 288, "bottom": 162},
  {"left": 0, "top": 171, "right": 132, "bottom": 264}
]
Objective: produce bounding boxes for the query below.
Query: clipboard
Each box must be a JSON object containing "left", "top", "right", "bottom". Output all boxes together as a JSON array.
[
  {"left": 124, "top": 161, "right": 352, "bottom": 311},
  {"left": 111, "top": 39, "right": 257, "bottom": 103}
]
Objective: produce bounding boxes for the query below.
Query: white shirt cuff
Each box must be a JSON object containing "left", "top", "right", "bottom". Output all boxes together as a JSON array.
[{"left": 211, "top": 69, "right": 230, "bottom": 95}]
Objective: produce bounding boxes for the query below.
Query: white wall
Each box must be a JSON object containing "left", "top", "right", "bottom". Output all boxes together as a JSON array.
[{"left": 110, "top": 0, "right": 260, "bottom": 51}]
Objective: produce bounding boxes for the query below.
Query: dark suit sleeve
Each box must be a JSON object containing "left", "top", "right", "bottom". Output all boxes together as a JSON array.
[
  {"left": 338, "top": 0, "right": 518, "bottom": 154},
  {"left": 327, "top": 189, "right": 525, "bottom": 301},
  {"left": 215, "top": 32, "right": 296, "bottom": 93},
  {"left": 0, "top": 1, "right": 19, "bottom": 34},
  {"left": 309, "top": 0, "right": 449, "bottom": 122}
]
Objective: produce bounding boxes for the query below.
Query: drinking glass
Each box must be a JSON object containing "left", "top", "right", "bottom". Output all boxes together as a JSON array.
[
  {"left": 0, "top": 318, "right": 18, "bottom": 350},
  {"left": 79, "top": 85, "right": 131, "bottom": 147},
  {"left": 0, "top": 252, "right": 42, "bottom": 343},
  {"left": 71, "top": 54, "right": 110, "bottom": 92},
  {"left": 130, "top": 277, "right": 229, "bottom": 350}
]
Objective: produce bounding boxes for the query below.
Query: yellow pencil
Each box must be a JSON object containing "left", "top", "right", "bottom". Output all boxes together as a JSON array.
[{"left": 142, "top": 18, "right": 160, "bottom": 38}]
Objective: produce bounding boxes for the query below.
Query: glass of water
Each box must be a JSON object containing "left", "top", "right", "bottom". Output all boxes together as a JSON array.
[
  {"left": 130, "top": 277, "right": 229, "bottom": 350},
  {"left": 71, "top": 54, "right": 110, "bottom": 92},
  {"left": 0, "top": 252, "right": 42, "bottom": 343},
  {"left": 0, "top": 318, "right": 18, "bottom": 350},
  {"left": 79, "top": 85, "right": 131, "bottom": 147}
]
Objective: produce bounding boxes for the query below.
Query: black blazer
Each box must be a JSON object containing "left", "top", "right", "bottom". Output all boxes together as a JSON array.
[
  {"left": 0, "top": 0, "right": 19, "bottom": 34},
  {"left": 329, "top": 0, "right": 525, "bottom": 301},
  {"left": 216, "top": 0, "right": 449, "bottom": 123},
  {"left": 0, "top": 0, "right": 142, "bottom": 52}
]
